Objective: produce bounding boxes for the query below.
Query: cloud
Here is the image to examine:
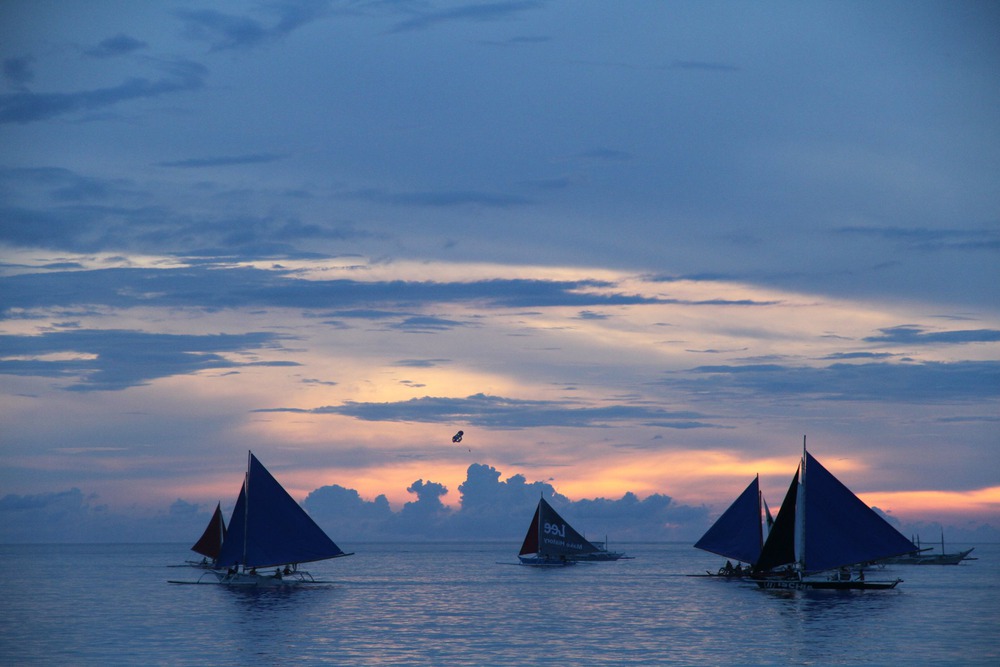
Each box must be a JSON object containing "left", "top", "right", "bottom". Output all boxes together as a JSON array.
[
  {"left": 388, "top": 1, "right": 543, "bottom": 33},
  {"left": 0, "top": 267, "right": 662, "bottom": 315},
  {"left": 823, "top": 352, "right": 897, "bottom": 360},
  {"left": 677, "top": 360, "right": 1000, "bottom": 403},
  {"left": 304, "top": 463, "right": 709, "bottom": 542},
  {"left": 0, "top": 489, "right": 217, "bottom": 543},
  {"left": 0, "top": 60, "right": 206, "bottom": 124},
  {"left": 835, "top": 226, "right": 1000, "bottom": 252},
  {"left": 864, "top": 325, "right": 1000, "bottom": 345},
  {"left": 0, "top": 329, "right": 294, "bottom": 391},
  {"left": 392, "top": 359, "right": 451, "bottom": 368},
  {"left": 155, "top": 153, "right": 287, "bottom": 168},
  {"left": 388, "top": 316, "right": 469, "bottom": 333},
  {"left": 346, "top": 188, "right": 531, "bottom": 208},
  {"left": 5, "top": 463, "right": 999, "bottom": 544},
  {"left": 302, "top": 484, "right": 394, "bottom": 539},
  {"left": 84, "top": 34, "right": 149, "bottom": 58},
  {"left": 175, "top": 0, "right": 330, "bottom": 51},
  {"left": 263, "top": 393, "right": 715, "bottom": 429},
  {"left": 669, "top": 60, "right": 741, "bottom": 73},
  {"left": 2, "top": 55, "right": 34, "bottom": 90}
]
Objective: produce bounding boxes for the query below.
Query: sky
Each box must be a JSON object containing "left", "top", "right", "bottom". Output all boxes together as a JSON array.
[{"left": 1, "top": 0, "right": 998, "bottom": 545}]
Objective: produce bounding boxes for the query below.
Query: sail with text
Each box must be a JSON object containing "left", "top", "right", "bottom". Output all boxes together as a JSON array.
[
  {"left": 216, "top": 452, "right": 351, "bottom": 570},
  {"left": 754, "top": 450, "right": 916, "bottom": 575},
  {"left": 694, "top": 475, "right": 767, "bottom": 565},
  {"left": 519, "top": 497, "right": 602, "bottom": 559}
]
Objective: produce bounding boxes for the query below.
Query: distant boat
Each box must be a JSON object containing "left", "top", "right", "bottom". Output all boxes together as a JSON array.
[
  {"left": 878, "top": 531, "right": 975, "bottom": 565},
  {"left": 517, "top": 497, "right": 628, "bottom": 565},
  {"left": 750, "top": 438, "right": 916, "bottom": 590},
  {"left": 170, "top": 452, "right": 353, "bottom": 586},
  {"left": 693, "top": 475, "right": 772, "bottom": 578},
  {"left": 186, "top": 501, "right": 227, "bottom": 568},
  {"left": 572, "top": 536, "right": 634, "bottom": 562}
]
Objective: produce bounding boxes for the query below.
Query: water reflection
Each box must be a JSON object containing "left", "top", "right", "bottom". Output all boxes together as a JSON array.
[{"left": 3, "top": 542, "right": 996, "bottom": 666}]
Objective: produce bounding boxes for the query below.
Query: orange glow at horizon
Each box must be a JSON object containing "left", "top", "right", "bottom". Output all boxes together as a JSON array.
[{"left": 859, "top": 486, "right": 1000, "bottom": 523}]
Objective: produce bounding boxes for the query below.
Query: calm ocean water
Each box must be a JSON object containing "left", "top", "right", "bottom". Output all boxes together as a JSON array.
[{"left": 0, "top": 541, "right": 996, "bottom": 666}]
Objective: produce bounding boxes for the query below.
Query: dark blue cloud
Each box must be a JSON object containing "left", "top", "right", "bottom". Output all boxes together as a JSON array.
[
  {"left": 0, "top": 329, "right": 294, "bottom": 391},
  {"left": 84, "top": 34, "right": 149, "bottom": 58},
  {"left": 669, "top": 60, "right": 741, "bottom": 72},
  {"left": 389, "top": 1, "right": 543, "bottom": 33},
  {"left": 0, "top": 267, "right": 661, "bottom": 316},
  {"left": 388, "top": 316, "right": 469, "bottom": 332},
  {"left": 262, "top": 393, "right": 715, "bottom": 429},
  {"left": 0, "top": 184, "right": 363, "bottom": 252},
  {"left": 0, "top": 166, "right": 129, "bottom": 199},
  {"left": 0, "top": 489, "right": 218, "bottom": 543},
  {"left": 864, "top": 325, "right": 1000, "bottom": 345},
  {"left": 835, "top": 226, "right": 1000, "bottom": 252},
  {"left": 346, "top": 188, "right": 531, "bottom": 208},
  {"left": 0, "top": 59, "right": 206, "bottom": 124},
  {"left": 392, "top": 359, "right": 451, "bottom": 368},
  {"left": 155, "top": 153, "right": 287, "bottom": 168},
  {"left": 823, "top": 352, "right": 897, "bottom": 360},
  {"left": 175, "top": 0, "right": 329, "bottom": 51},
  {"left": 2, "top": 55, "right": 34, "bottom": 90},
  {"left": 676, "top": 360, "right": 1000, "bottom": 403}
]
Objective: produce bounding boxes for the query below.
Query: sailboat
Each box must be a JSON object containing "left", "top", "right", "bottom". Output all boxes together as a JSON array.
[
  {"left": 693, "top": 475, "right": 772, "bottom": 577},
  {"left": 878, "top": 530, "right": 975, "bottom": 565},
  {"left": 186, "top": 501, "right": 227, "bottom": 568},
  {"left": 750, "top": 438, "right": 916, "bottom": 590},
  {"left": 517, "top": 497, "right": 628, "bottom": 565},
  {"left": 170, "top": 452, "right": 353, "bottom": 586}
]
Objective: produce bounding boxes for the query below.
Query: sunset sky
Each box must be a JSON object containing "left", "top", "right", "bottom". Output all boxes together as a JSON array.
[{"left": 1, "top": 1, "right": 998, "bottom": 543}]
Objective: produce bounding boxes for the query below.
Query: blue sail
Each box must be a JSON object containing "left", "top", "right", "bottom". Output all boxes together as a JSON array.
[
  {"left": 694, "top": 476, "right": 763, "bottom": 564},
  {"left": 217, "top": 452, "right": 348, "bottom": 569},
  {"left": 754, "top": 450, "right": 917, "bottom": 574},
  {"left": 801, "top": 451, "right": 915, "bottom": 573},
  {"left": 520, "top": 497, "right": 601, "bottom": 558}
]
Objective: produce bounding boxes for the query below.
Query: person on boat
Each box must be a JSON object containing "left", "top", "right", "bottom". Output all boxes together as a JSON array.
[
  {"left": 249, "top": 567, "right": 257, "bottom": 576},
  {"left": 724, "top": 560, "right": 734, "bottom": 574},
  {"left": 274, "top": 568, "right": 282, "bottom": 580},
  {"left": 283, "top": 565, "right": 292, "bottom": 575},
  {"left": 227, "top": 562, "right": 238, "bottom": 576}
]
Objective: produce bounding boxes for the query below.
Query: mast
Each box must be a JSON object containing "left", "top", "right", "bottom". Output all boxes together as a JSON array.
[
  {"left": 218, "top": 501, "right": 225, "bottom": 550},
  {"left": 756, "top": 473, "right": 763, "bottom": 553},
  {"left": 242, "top": 449, "right": 250, "bottom": 571},
  {"left": 794, "top": 435, "right": 807, "bottom": 572}
]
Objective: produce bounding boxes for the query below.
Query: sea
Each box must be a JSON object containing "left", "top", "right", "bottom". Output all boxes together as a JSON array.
[{"left": 1, "top": 541, "right": 996, "bottom": 666}]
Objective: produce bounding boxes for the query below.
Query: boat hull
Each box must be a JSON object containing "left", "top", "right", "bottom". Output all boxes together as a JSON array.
[
  {"left": 880, "top": 548, "right": 974, "bottom": 565},
  {"left": 169, "top": 569, "right": 328, "bottom": 586},
  {"left": 752, "top": 577, "right": 901, "bottom": 591},
  {"left": 567, "top": 552, "right": 631, "bottom": 562},
  {"left": 518, "top": 555, "right": 576, "bottom": 567}
]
